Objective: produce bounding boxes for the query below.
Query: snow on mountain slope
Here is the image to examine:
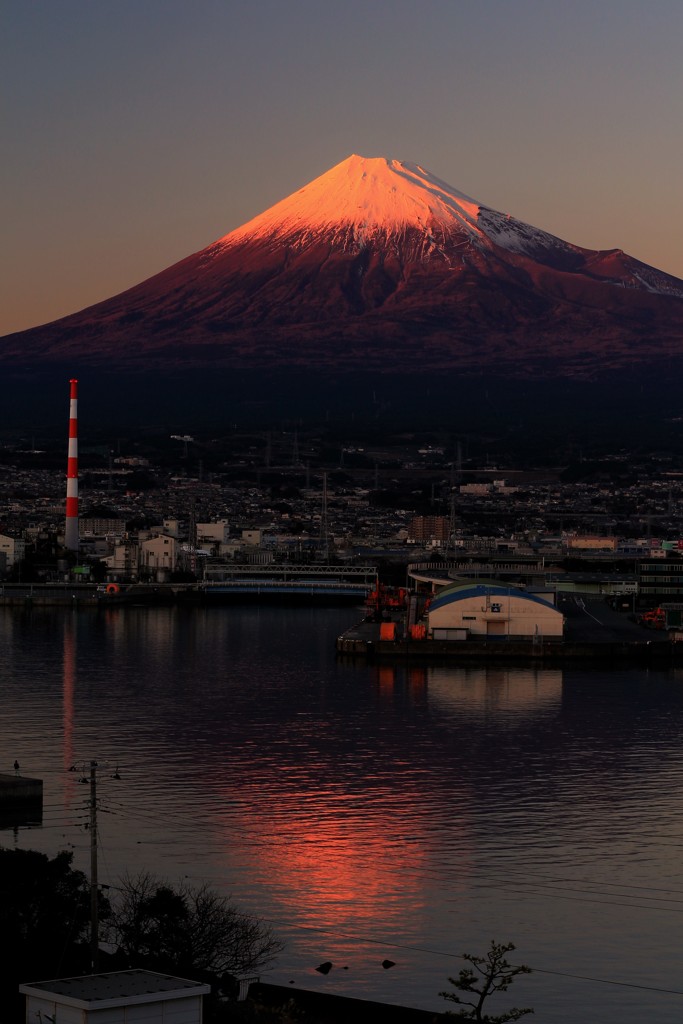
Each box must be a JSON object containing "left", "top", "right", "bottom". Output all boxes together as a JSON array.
[
  {"left": 209, "top": 154, "right": 682, "bottom": 298},
  {"left": 226, "top": 155, "right": 484, "bottom": 242},
  {"left": 3, "top": 153, "right": 683, "bottom": 378}
]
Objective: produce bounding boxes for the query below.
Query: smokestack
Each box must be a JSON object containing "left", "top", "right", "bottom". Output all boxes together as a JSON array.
[{"left": 64, "top": 378, "right": 79, "bottom": 551}]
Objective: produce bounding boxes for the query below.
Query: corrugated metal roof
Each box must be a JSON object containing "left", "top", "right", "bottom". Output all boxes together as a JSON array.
[{"left": 20, "top": 969, "right": 210, "bottom": 1007}]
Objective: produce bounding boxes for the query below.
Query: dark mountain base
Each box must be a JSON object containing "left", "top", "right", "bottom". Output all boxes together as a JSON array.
[{"left": 2, "top": 363, "right": 682, "bottom": 456}]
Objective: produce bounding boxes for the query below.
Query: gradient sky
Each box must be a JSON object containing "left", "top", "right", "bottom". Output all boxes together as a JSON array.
[{"left": 3, "top": 0, "right": 683, "bottom": 336}]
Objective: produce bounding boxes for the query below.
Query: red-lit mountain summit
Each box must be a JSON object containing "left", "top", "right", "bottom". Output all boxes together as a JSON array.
[{"left": 4, "top": 154, "right": 683, "bottom": 377}]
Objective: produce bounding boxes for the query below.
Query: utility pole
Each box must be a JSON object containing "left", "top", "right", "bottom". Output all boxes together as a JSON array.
[{"left": 69, "top": 758, "right": 120, "bottom": 973}]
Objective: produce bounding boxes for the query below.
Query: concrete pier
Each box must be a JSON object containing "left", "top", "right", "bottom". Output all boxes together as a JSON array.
[
  {"left": 0, "top": 773, "right": 43, "bottom": 827},
  {"left": 336, "top": 619, "right": 682, "bottom": 664}
]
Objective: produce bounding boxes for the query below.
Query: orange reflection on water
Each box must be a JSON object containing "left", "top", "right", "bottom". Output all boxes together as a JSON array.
[
  {"left": 376, "top": 665, "right": 428, "bottom": 697},
  {"left": 213, "top": 780, "right": 472, "bottom": 934},
  {"left": 62, "top": 614, "right": 76, "bottom": 812},
  {"left": 377, "top": 665, "right": 396, "bottom": 692},
  {"left": 63, "top": 615, "right": 75, "bottom": 773},
  {"left": 428, "top": 665, "right": 562, "bottom": 715}
]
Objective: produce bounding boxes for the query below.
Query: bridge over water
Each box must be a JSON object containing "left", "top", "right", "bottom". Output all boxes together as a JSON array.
[
  {"left": 0, "top": 565, "right": 378, "bottom": 606},
  {"left": 199, "top": 563, "right": 377, "bottom": 602}
]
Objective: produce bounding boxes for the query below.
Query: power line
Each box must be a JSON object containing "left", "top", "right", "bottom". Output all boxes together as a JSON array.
[
  {"left": 12, "top": 823, "right": 681, "bottom": 1002},
  {"left": 17, "top": 792, "right": 683, "bottom": 920},
  {"left": 56, "top": 859, "right": 683, "bottom": 1001},
  {"left": 240, "top": 918, "right": 683, "bottom": 999},
  {"left": 11, "top": 770, "right": 683, "bottom": 1005},
  {"left": 66, "top": 796, "right": 683, "bottom": 916}
]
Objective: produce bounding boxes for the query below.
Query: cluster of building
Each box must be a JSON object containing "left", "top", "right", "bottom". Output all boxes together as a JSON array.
[{"left": 4, "top": 407, "right": 683, "bottom": 614}]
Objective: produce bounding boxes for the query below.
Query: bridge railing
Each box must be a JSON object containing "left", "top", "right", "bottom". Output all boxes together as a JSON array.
[
  {"left": 203, "top": 564, "right": 377, "bottom": 583},
  {"left": 203, "top": 579, "right": 372, "bottom": 592}
]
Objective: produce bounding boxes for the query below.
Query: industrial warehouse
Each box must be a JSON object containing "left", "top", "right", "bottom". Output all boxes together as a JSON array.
[
  {"left": 425, "top": 580, "right": 564, "bottom": 640},
  {"left": 337, "top": 575, "right": 678, "bottom": 664}
]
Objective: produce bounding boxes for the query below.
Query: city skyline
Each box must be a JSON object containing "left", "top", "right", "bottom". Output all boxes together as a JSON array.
[{"left": 3, "top": 0, "right": 683, "bottom": 337}]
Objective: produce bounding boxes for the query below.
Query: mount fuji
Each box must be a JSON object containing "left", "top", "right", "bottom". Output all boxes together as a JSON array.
[{"left": 4, "top": 155, "right": 683, "bottom": 383}]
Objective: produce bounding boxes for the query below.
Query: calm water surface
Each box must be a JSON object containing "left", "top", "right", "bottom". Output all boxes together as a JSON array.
[{"left": 3, "top": 605, "right": 683, "bottom": 1021}]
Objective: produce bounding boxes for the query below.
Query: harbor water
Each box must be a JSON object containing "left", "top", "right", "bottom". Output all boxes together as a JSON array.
[{"left": 2, "top": 605, "right": 683, "bottom": 1021}]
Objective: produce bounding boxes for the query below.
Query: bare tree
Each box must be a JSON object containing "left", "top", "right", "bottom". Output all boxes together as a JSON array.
[
  {"left": 108, "top": 871, "right": 283, "bottom": 980},
  {"left": 440, "top": 940, "right": 533, "bottom": 1023}
]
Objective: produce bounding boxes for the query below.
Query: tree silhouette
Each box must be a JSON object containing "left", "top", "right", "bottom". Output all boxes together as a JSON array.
[
  {"left": 440, "top": 941, "right": 533, "bottom": 1022},
  {"left": 109, "top": 871, "right": 283, "bottom": 980},
  {"left": 0, "top": 848, "right": 97, "bottom": 1021}
]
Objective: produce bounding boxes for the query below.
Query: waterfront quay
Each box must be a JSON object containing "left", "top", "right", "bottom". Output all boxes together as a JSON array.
[
  {"left": 337, "top": 592, "right": 680, "bottom": 664},
  {"left": 0, "top": 565, "right": 377, "bottom": 606}
]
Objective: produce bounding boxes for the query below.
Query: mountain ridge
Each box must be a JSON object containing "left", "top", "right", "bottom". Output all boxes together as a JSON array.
[{"left": 3, "top": 154, "right": 683, "bottom": 379}]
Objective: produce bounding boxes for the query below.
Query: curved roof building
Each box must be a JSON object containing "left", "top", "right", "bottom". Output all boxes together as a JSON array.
[{"left": 427, "top": 580, "right": 564, "bottom": 639}]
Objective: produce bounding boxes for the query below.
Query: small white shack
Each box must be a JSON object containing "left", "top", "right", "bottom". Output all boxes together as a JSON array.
[
  {"left": 427, "top": 580, "right": 564, "bottom": 639},
  {"left": 20, "top": 969, "right": 210, "bottom": 1024}
]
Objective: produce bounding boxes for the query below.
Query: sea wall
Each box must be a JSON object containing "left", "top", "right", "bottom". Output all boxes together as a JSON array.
[{"left": 336, "top": 635, "right": 680, "bottom": 664}]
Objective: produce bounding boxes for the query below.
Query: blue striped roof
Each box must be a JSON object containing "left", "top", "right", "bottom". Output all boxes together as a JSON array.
[{"left": 429, "top": 580, "right": 557, "bottom": 613}]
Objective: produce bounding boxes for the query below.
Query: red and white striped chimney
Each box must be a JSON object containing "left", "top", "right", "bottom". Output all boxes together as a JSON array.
[{"left": 64, "top": 378, "right": 79, "bottom": 551}]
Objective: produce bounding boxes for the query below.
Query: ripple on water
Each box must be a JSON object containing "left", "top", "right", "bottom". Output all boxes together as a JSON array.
[{"left": 3, "top": 607, "right": 683, "bottom": 1021}]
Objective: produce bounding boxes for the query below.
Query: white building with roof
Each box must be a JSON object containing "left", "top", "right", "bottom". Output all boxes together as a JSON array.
[
  {"left": 20, "top": 969, "right": 210, "bottom": 1024},
  {"left": 140, "top": 534, "right": 178, "bottom": 572},
  {"left": 196, "top": 520, "right": 229, "bottom": 545}
]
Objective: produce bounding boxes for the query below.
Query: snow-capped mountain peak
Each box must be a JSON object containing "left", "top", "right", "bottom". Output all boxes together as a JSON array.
[
  {"left": 4, "top": 152, "right": 683, "bottom": 380},
  {"left": 219, "top": 154, "right": 594, "bottom": 271},
  {"left": 225, "top": 154, "right": 486, "bottom": 245}
]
